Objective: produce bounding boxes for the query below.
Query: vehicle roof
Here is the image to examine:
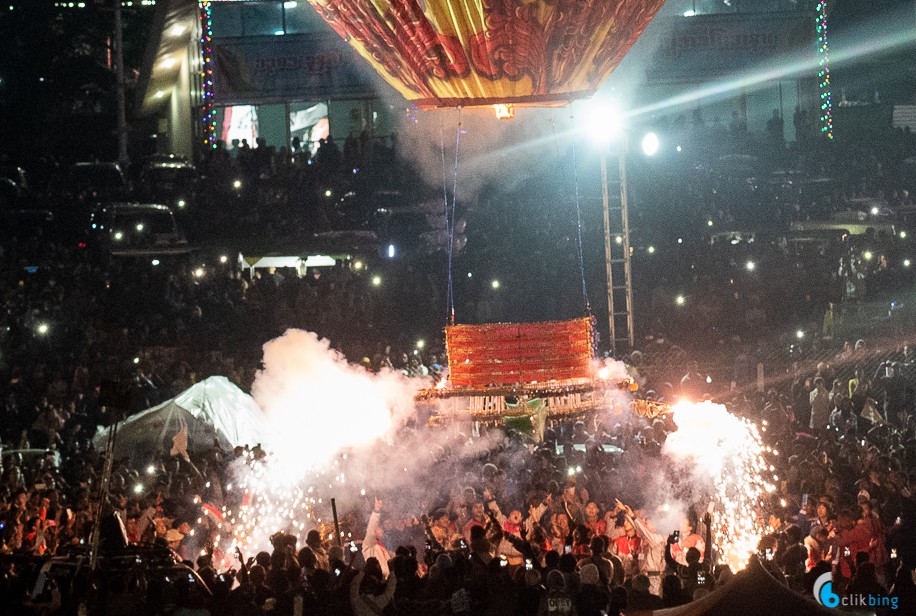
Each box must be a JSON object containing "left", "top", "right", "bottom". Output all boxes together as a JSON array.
[
  {"left": 3, "top": 208, "right": 54, "bottom": 217},
  {"left": 72, "top": 162, "right": 122, "bottom": 170},
  {"left": 146, "top": 161, "right": 196, "bottom": 170},
  {"left": 144, "top": 154, "right": 188, "bottom": 163},
  {"left": 1, "top": 447, "right": 60, "bottom": 455},
  {"left": 99, "top": 202, "right": 174, "bottom": 212},
  {"left": 45, "top": 545, "right": 197, "bottom": 570}
]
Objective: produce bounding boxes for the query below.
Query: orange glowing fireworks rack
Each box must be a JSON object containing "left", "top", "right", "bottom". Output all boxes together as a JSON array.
[{"left": 415, "top": 318, "right": 669, "bottom": 424}]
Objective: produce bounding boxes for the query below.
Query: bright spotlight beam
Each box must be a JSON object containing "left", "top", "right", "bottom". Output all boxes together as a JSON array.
[
  {"left": 584, "top": 99, "right": 625, "bottom": 145},
  {"left": 627, "top": 18, "right": 916, "bottom": 121},
  {"left": 429, "top": 16, "right": 915, "bottom": 173}
]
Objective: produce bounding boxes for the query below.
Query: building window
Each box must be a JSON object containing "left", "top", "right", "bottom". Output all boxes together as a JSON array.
[
  {"left": 284, "top": 2, "right": 327, "bottom": 34},
  {"left": 241, "top": 2, "right": 284, "bottom": 36},
  {"left": 211, "top": 1, "right": 284, "bottom": 38},
  {"left": 210, "top": 1, "right": 243, "bottom": 37}
]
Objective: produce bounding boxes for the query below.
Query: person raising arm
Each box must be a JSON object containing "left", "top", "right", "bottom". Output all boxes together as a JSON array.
[{"left": 363, "top": 498, "right": 391, "bottom": 578}]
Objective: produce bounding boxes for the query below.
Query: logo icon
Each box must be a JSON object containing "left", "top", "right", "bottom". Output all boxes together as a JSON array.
[{"left": 813, "top": 572, "right": 840, "bottom": 608}]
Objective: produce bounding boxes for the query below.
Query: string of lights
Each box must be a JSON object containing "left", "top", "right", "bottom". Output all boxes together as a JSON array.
[
  {"left": 199, "top": 1, "right": 217, "bottom": 149},
  {"left": 815, "top": 1, "right": 833, "bottom": 140}
]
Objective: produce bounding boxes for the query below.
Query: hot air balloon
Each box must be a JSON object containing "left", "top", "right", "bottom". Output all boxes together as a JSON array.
[
  {"left": 303, "top": 2, "right": 668, "bottom": 422},
  {"left": 305, "top": 0, "right": 667, "bottom": 109}
]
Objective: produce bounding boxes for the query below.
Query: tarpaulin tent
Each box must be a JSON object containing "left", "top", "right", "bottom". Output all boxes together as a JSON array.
[
  {"left": 92, "top": 376, "right": 267, "bottom": 463},
  {"left": 624, "top": 557, "right": 871, "bottom": 616}
]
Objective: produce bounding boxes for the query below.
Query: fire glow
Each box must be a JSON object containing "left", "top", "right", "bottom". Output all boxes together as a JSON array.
[{"left": 222, "top": 332, "right": 769, "bottom": 575}]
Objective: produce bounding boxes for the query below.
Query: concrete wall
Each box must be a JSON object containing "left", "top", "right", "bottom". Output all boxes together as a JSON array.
[{"left": 167, "top": 48, "right": 194, "bottom": 159}]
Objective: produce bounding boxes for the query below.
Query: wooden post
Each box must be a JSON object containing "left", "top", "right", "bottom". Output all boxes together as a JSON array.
[{"left": 331, "top": 498, "right": 342, "bottom": 547}]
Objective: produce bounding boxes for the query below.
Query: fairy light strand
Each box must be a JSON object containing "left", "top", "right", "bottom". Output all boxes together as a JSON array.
[
  {"left": 198, "top": 1, "right": 217, "bottom": 149},
  {"left": 816, "top": 1, "right": 833, "bottom": 140}
]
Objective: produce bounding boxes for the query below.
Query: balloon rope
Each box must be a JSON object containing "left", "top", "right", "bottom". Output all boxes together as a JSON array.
[
  {"left": 439, "top": 119, "right": 452, "bottom": 325},
  {"left": 447, "top": 108, "right": 462, "bottom": 325},
  {"left": 554, "top": 109, "right": 591, "bottom": 315}
]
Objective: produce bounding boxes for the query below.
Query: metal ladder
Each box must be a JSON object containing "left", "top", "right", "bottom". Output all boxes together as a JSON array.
[{"left": 600, "top": 147, "right": 635, "bottom": 357}]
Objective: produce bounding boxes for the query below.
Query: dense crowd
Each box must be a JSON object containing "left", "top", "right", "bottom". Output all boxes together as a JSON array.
[
  {"left": 1, "top": 118, "right": 916, "bottom": 614},
  {"left": 1, "top": 343, "right": 915, "bottom": 614}
]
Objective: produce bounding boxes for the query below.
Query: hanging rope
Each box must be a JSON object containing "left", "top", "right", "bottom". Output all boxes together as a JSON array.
[
  {"left": 551, "top": 109, "right": 591, "bottom": 315},
  {"left": 439, "top": 119, "right": 452, "bottom": 324},
  {"left": 446, "top": 107, "right": 463, "bottom": 325}
]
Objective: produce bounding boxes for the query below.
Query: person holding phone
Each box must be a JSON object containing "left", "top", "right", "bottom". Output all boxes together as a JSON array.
[
  {"left": 833, "top": 510, "right": 874, "bottom": 580},
  {"left": 427, "top": 509, "right": 455, "bottom": 548},
  {"left": 350, "top": 567, "right": 397, "bottom": 616},
  {"left": 463, "top": 502, "right": 489, "bottom": 543},
  {"left": 616, "top": 499, "right": 666, "bottom": 595},
  {"left": 796, "top": 498, "right": 816, "bottom": 537},
  {"left": 549, "top": 512, "right": 571, "bottom": 555},
  {"left": 608, "top": 501, "right": 642, "bottom": 580},
  {"left": 804, "top": 526, "right": 830, "bottom": 572},
  {"left": 857, "top": 498, "right": 888, "bottom": 567},
  {"left": 670, "top": 517, "right": 706, "bottom": 566}
]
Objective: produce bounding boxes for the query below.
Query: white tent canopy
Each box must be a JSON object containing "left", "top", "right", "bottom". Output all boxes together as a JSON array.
[
  {"left": 92, "top": 376, "right": 268, "bottom": 463},
  {"left": 238, "top": 253, "right": 337, "bottom": 278}
]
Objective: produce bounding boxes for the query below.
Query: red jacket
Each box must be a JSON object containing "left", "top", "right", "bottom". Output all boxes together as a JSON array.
[
  {"left": 836, "top": 521, "right": 874, "bottom": 578},
  {"left": 614, "top": 534, "right": 641, "bottom": 557},
  {"left": 585, "top": 519, "right": 607, "bottom": 537}
]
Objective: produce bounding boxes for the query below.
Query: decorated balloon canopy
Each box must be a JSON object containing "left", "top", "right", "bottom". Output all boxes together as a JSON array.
[{"left": 306, "top": 0, "right": 667, "bottom": 109}]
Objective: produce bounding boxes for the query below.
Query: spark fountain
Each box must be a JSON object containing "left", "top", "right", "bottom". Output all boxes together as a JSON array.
[
  {"left": 218, "top": 329, "right": 773, "bottom": 574},
  {"left": 664, "top": 400, "right": 774, "bottom": 570}
]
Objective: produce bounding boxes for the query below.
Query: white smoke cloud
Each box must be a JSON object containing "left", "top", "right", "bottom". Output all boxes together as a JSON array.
[
  {"left": 228, "top": 328, "right": 498, "bottom": 553},
  {"left": 394, "top": 104, "right": 581, "bottom": 202},
  {"left": 251, "top": 329, "right": 422, "bottom": 477},
  {"left": 229, "top": 330, "right": 769, "bottom": 572}
]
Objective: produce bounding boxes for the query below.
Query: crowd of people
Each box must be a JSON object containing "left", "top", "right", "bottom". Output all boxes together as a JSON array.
[
  {"left": 1, "top": 323, "right": 915, "bottom": 614},
  {"left": 1, "top": 111, "right": 916, "bottom": 614}
]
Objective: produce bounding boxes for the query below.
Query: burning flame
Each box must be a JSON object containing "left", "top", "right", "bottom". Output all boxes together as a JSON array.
[{"left": 493, "top": 104, "right": 514, "bottom": 120}]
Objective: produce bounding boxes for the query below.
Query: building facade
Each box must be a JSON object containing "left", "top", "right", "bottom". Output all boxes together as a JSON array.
[{"left": 137, "top": 0, "right": 827, "bottom": 160}]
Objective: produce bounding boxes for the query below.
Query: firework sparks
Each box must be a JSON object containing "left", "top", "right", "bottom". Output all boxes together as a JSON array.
[
  {"left": 219, "top": 329, "right": 771, "bottom": 574},
  {"left": 664, "top": 401, "right": 772, "bottom": 570},
  {"left": 217, "top": 329, "right": 420, "bottom": 560}
]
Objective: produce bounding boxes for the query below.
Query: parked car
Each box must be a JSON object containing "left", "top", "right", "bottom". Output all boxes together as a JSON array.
[
  {"left": 136, "top": 156, "right": 198, "bottom": 212},
  {"left": 88, "top": 202, "right": 192, "bottom": 257},
  {"left": 49, "top": 162, "right": 130, "bottom": 232},
  {"left": 20, "top": 545, "right": 210, "bottom": 610},
  {"left": 58, "top": 162, "right": 129, "bottom": 203},
  {"left": 0, "top": 447, "right": 61, "bottom": 472}
]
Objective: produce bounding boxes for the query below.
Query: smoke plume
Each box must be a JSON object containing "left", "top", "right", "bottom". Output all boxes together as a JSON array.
[{"left": 251, "top": 329, "right": 421, "bottom": 475}]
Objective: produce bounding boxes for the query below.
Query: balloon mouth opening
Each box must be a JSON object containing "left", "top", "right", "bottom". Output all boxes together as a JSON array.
[{"left": 411, "top": 90, "right": 596, "bottom": 110}]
